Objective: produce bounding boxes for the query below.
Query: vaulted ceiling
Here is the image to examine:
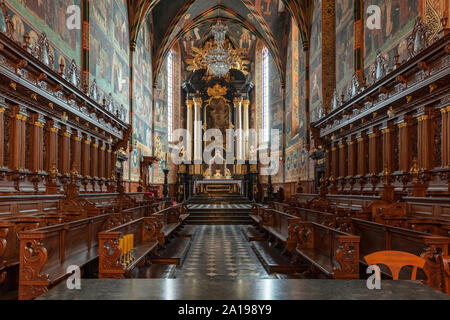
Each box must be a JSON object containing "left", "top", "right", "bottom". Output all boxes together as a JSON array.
[{"left": 127, "top": 0, "right": 313, "bottom": 83}]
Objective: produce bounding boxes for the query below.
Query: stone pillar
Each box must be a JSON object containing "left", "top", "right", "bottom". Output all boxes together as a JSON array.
[
  {"left": 234, "top": 96, "right": 243, "bottom": 163},
  {"left": 193, "top": 97, "right": 202, "bottom": 174},
  {"left": 243, "top": 99, "right": 250, "bottom": 159},
  {"left": 186, "top": 99, "right": 194, "bottom": 161},
  {"left": 441, "top": 106, "right": 450, "bottom": 168}
]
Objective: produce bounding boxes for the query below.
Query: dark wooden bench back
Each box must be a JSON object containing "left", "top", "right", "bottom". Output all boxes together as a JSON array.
[
  {"left": 18, "top": 214, "right": 111, "bottom": 300},
  {"left": 261, "top": 208, "right": 301, "bottom": 253},
  {"left": 296, "top": 221, "right": 360, "bottom": 279},
  {"left": 98, "top": 216, "right": 162, "bottom": 279}
]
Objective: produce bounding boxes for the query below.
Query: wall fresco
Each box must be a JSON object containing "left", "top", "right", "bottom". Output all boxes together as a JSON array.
[
  {"left": 90, "top": 0, "right": 130, "bottom": 118},
  {"left": 336, "top": 0, "right": 354, "bottom": 96},
  {"left": 309, "top": 0, "right": 323, "bottom": 124},
  {"left": 5, "top": 0, "right": 81, "bottom": 69},
  {"left": 364, "top": 0, "right": 420, "bottom": 77}
]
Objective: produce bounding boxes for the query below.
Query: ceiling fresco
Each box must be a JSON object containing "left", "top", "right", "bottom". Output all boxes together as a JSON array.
[{"left": 126, "top": 1, "right": 312, "bottom": 82}]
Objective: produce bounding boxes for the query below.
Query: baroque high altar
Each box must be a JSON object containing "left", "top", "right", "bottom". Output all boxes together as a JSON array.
[{"left": 176, "top": 38, "right": 256, "bottom": 200}]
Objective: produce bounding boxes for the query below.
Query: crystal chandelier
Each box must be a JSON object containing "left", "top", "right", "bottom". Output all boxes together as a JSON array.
[{"left": 202, "top": 22, "right": 235, "bottom": 77}]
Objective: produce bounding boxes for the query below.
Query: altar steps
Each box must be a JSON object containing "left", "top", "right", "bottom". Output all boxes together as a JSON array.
[
  {"left": 186, "top": 203, "right": 253, "bottom": 225},
  {"left": 188, "top": 194, "right": 251, "bottom": 204}
]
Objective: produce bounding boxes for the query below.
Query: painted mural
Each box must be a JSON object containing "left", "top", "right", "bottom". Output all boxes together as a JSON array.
[
  {"left": 5, "top": 0, "right": 81, "bottom": 69},
  {"left": 364, "top": 0, "right": 420, "bottom": 77},
  {"left": 336, "top": 0, "right": 354, "bottom": 96},
  {"left": 309, "top": 0, "right": 323, "bottom": 124},
  {"left": 285, "top": 19, "right": 308, "bottom": 183},
  {"left": 90, "top": 0, "right": 130, "bottom": 119},
  {"left": 269, "top": 51, "right": 283, "bottom": 145},
  {"left": 129, "top": 13, "right": 154, "bottom": 182}
]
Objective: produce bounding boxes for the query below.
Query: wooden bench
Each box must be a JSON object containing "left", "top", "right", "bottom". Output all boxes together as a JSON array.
[
  {"left": 1, "top": 200, "right": 161, "bottom": 280},
  {"left": 294, "top": 221, "right": 360, "bottom": 279},
  {"left": 268, "top": 202, "right": 290, "bottom": 213},
  {"left": 441, "top": 255, "right": 450, "bottom": 295},
  {"left": 149, "top": 237, "right": 192, "bottom": 266},
  {"left": 152, "top": 204, "right": 189, "bottom": 240},
  {"left": 98, "top": 216, "right": 163, "bottom": 279},
  {"left": 251, "top": 241, "right": 305, "bottom": 274},
  {"left": 260, "top": 209, "right": 302, "bottom": 254},
  {"left": 249, "top": 203, "right": 265, "bottom": 226},
  {"left": 17, "top": 214, "right": 112, "bottom": 300},
  {"left": 14, "top": 200, "right": 163, "bottom": 299}
]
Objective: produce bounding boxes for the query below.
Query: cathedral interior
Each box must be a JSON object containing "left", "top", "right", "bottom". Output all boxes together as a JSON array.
[{"left": 0, "top": 0, "right": 449, "bottom": 303}]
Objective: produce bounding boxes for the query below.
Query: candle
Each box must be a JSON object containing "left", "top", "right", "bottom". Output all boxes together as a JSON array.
[
  {"left": 119, "top": 238, "right": 124, "bottom": 256},
  {"left": 130, "top": 234, "right": 134, "bottom": 250},
  {"left": 165, "top": 153, "right": 168, "bottom": 168}
]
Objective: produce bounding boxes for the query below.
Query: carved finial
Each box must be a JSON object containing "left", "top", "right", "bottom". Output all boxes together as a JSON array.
[
  {"left": 410, "top": 158, "right": 420, "bottom": 183},
  {"left": 70, "top": 168, "right": 78, "bottom": 181},
  {"left": 382, "top": 166, "right": 391, "bottom": 185},
  {"left": 49, "top": 163, "right": 58, "bottom": 180}
]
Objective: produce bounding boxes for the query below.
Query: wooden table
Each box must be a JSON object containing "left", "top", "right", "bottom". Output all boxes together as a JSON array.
[{"left": 38, "top": 279, "right": 450, "bottom": 300}]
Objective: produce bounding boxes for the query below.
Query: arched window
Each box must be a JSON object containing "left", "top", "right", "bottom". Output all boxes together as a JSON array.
[
  {"left": 261, "top": 47, "right": 269, "bottom": 143},
  {"left": 167, "top": 49, "right": 174, "bottom": 142}
]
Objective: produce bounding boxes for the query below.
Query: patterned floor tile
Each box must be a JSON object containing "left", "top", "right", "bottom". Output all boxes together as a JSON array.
[{"left": 175, "top": 225, "right": 275, "bottom": 280}]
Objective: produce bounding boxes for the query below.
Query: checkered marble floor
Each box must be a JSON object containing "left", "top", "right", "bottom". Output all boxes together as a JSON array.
[
  {"left": 187, "top": 204, "right": 252, "bottom": 210},
  {"left": 175, "top": 225, "right": 275, "bottom": 280}
]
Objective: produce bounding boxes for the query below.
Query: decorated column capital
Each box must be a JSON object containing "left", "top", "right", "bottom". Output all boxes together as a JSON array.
[
  {"left": 233, "top": 96, "right": 243, "bottom": 108},
  {"left": 193, "top": 97, "right": 202, "bottom": 107},
  {"left": 186, "top": 99, "right": 194, "bottom": 109}
]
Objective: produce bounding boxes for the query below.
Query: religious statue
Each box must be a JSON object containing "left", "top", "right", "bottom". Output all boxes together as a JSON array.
[
  {"left": 225, "top": 168, "right": 232, "bottom": 178},
  {"left": 372, "top": 50, "right": 387, "bottom": 82},
  {"left": 178, "top": 146, "right": 186, "bottom": 160},
  {"left": 154, "top": 135, "right": 162, "bottom": 159},
  {"left": 203, "top": 167, "right": 212, "bottom": 177},
  {"left": 249, "top": 145, "right": 257, "bottom": 162},
  {"left": 331, "top": 89, "right": 341, "bottom": 110},
  {"left": 214, "top": 170, "right": 222, "bottom": 177}
]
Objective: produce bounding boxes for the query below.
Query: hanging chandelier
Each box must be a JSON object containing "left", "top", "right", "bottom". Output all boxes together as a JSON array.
[{"left": 202, "top": 22, "right": 235, "bottom": 77}]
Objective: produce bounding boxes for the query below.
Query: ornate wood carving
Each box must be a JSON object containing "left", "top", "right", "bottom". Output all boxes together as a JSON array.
[
  {"left": 18, "top": 239, "right": 49, "bottom": 300},
  {"left": 334, "top": 236, "right": 360, "bottom": 279}
]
